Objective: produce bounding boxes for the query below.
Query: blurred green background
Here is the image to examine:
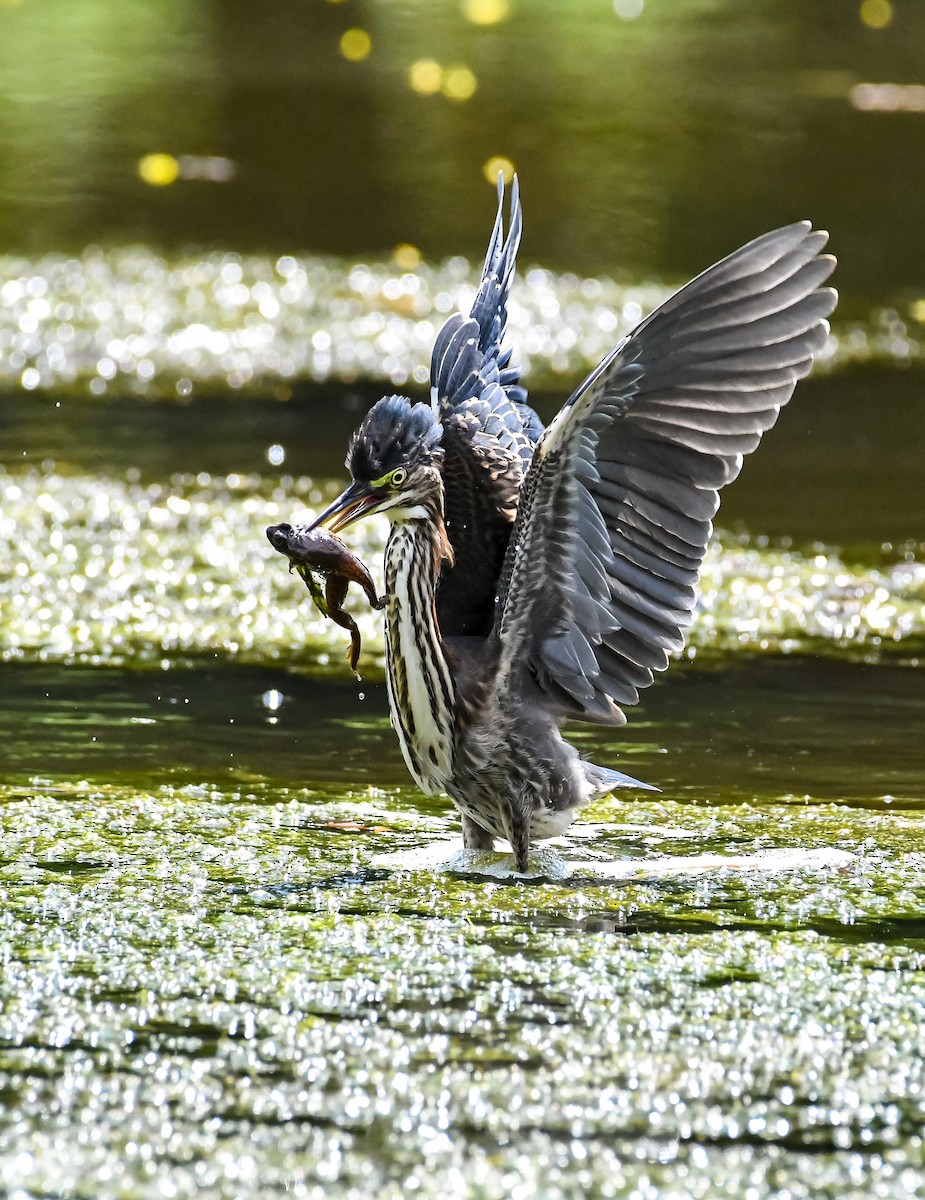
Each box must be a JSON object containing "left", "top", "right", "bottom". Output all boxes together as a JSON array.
[
  {"left": 1, "top": 0, "right": 923, "bottom": 546},
  {"left": 1, "top": 0, "right": 923, "bottom": 301}
]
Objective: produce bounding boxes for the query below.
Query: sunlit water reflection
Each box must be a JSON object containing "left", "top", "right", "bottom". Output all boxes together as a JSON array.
[
  {"left": 1, "top": 658, "right": 924, "bottom": 1200},
  {"left": 1, "top": 247, "right": 921, "bottom": 401},
  {"left": 3, "top": 1, "right": 925, "bottom": 1194},
  {"left": 1, "top": 464, "right": 921, "bottom": 667}
]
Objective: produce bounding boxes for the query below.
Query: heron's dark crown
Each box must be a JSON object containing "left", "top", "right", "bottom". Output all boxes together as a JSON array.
[{"left": 348, "top": 396, "right": 443, "bottom": 482}]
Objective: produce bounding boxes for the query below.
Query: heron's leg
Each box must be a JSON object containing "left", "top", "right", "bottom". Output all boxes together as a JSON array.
[
  {"left": 504, "top": 791, "right": 532, "bottom": 874},
  {"left": 461, "top": 814, "right": 495, "bottom": 852},
  {"left": 510, "top": 814, "right": 531, "bottom": 875}
]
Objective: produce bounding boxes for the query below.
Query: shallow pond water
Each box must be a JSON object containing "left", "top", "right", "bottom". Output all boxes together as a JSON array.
[
  {"left": 2, "top": 1, "right": 925, "bottom": 1194},
  {"left": 2, "top": 320, "right": 925, "bottom": 1200},
  {"left": 1, "top": 655, "right": 925, "bottom": 1200},
  {"left": 1, "top": 460, "right": 924, "bottom": 1198},
  {"left": 1, "top": 319, "right": 924, "bottom": 1200}
]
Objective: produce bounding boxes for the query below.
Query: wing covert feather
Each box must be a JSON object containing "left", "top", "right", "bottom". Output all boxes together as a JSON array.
[
  {"left": 430, "top": 177, "right": 545, "bottom": 635},
  {"left": 492, "top": 222, "right": 837, "bottom": 722}
]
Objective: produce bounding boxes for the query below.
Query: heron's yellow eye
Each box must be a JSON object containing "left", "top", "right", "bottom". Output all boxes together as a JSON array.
[{"left": 370, "top": 467, "right": 407, "bottom": 489}]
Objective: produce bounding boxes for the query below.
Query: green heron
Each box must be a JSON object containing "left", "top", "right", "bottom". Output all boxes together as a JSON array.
[{"left": 311, "top": 179, "right": 837, "bottom": 873}]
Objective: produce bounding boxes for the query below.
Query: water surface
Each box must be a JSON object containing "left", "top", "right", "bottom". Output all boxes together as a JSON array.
[
  {"left": 1, "top": 2, "right": 924, "bottom": 1196},
  {"left": 2, "top": 658, "right": 925, "bottom": 1199}
]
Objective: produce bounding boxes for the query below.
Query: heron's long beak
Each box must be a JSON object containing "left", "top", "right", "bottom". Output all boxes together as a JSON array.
[{"left": 311, "top": 479, "right": 383, "bottom": 534}]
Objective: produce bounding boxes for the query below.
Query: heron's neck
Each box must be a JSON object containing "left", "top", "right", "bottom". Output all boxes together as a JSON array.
[{"left": 383, "top": 517, "right": 455, "bottom": 795}]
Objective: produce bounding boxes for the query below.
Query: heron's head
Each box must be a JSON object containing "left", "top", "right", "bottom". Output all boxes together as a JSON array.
[{"left": 312, "top": 396, "right": 444, "bottom": 534}]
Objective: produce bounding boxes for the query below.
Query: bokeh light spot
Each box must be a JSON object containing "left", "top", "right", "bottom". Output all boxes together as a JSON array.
[
  {"left": 138, "top": 154, "right": 180, "bottom": 187},
  {"left": 614, "top": 0, "right": 644, "bottom": 18},
  {"left": 442, "top": 65, "right": 477, "bottom": 102},
  {"left": 860, "top": 0, "right": 893, "bottom": 28},
  {"left": 851, "top": 81, "right": 925, "bottom": 111},
  {"left": 340, "top": 28, "right": 372, "bottom": 62},
  {"left": 408, "top": 59, "right": 444, "bottom": 95},
  {"left": 392, "top": 244, "right": 422, "bottom": 271},
  {"left": 178, "top": 155, "right": 236, "bottom": 182},
  {"left": 462, "top": 0, "right": 510, "bottom": 24},
  {"left": 482, "top": 156, "right": 516, "bottom": 185}
]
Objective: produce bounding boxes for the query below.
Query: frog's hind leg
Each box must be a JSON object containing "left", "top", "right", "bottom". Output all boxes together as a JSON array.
[
  {"left": 341, "top": 560, "right": 384, "bottom": 611},
  {"left": 323, "top": 577, "right": 362, "bottom": 676}
]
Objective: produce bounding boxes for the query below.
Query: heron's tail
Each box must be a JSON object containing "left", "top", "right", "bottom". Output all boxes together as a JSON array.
[{"left": 586, "top": 761, "right": 660, "bottom": 796}]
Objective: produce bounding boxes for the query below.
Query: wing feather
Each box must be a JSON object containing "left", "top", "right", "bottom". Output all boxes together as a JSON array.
[
  {"left": 430, "top": 177, "right": 546, "bottom": 636},
  {"left": 491, "top": 222, "right": 837, "bottom": 722}
]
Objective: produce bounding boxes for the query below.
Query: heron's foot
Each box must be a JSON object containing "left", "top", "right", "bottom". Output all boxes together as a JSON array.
[
  {"left": 445, "top": 846, "right": 570, "bottom": 880},
  {"left": 371, "top": 838, "right": 569, "bottom": 879},
  {"left": 461, "top": 814, "right": 496, "bottom": 852}
]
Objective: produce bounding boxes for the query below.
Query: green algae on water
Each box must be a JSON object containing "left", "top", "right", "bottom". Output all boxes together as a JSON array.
[
  {"left": 2, "top": 780, "right": 925, "bottom": 1199},
  {"left": 0, "top": 465, "right": 922, "bottom": 667}
]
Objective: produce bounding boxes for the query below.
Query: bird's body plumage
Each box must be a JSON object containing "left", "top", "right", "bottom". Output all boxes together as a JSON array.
[{"left": 312, "top": 179, "right": 837, "bottom": 872}]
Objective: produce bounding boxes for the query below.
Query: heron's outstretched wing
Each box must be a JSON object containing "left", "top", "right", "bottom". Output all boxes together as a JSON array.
[
  {"left": 491, "top": 222, "right": 837, "bottom": 722},
  {"left": 431, "top": 176, "right": 544, "bottom": 635}
]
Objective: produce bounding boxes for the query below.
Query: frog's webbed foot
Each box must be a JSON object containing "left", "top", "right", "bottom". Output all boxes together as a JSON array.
[
  {"left": 325, "top": 607, "right": 362, "bottom": 677},
  {"left": 345, "top": 627, "right": 362, "bottom": 679}
]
